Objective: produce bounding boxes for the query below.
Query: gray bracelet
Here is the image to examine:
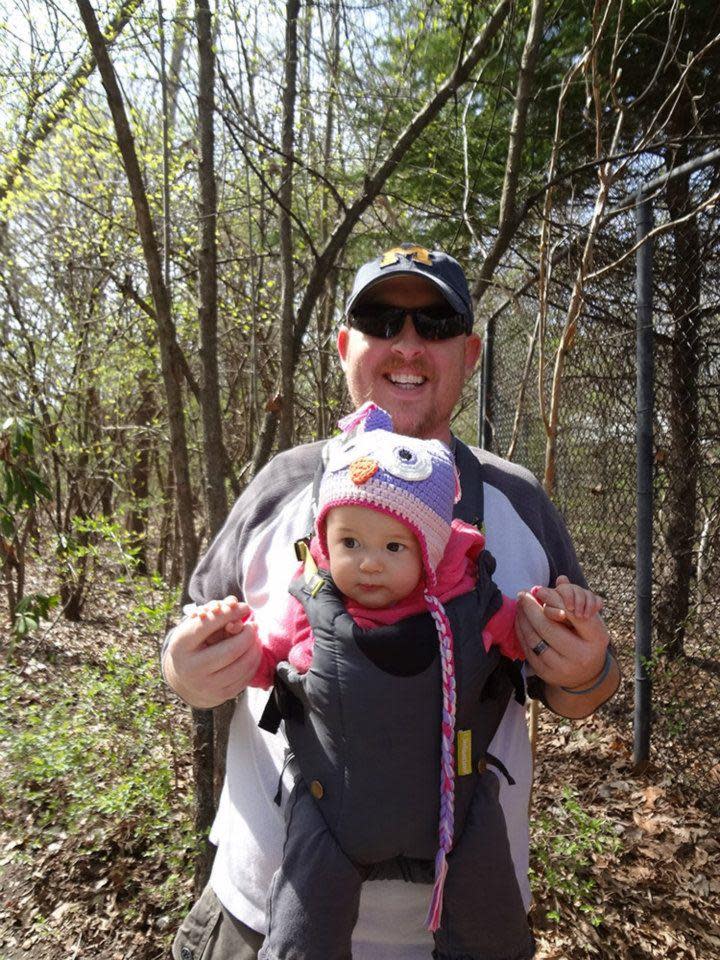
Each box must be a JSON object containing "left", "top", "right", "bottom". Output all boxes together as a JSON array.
[{"left": 560, "top": 649, "right": 613, "bottom": 695}]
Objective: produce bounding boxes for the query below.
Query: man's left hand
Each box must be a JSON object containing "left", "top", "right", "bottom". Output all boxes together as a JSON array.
[{"left": 516, "top": 575, "right": 620, "bottom": 718}]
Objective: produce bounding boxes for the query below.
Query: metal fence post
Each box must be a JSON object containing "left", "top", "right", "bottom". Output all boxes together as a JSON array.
[
  {"left": 634, "top": 190, "right": 654, "bottom": 771},
  {"left": 479, "top": 314, "right": 495, "bottom": 450}
]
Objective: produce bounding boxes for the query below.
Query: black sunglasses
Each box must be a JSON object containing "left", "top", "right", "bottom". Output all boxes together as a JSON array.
[{"left": 347, "top": 303, "right": 473, "bottom": 341}]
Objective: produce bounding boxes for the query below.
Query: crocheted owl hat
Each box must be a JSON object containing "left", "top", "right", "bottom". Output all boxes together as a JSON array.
[
  {"left": 316, "top": 403, "right": 460, "bottom": 590},
  {"left": 316, "top": 402, "right": 460, "bottom": 931}
]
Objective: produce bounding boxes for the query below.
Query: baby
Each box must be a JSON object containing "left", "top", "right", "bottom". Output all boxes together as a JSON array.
[{"left": 189, "top": 403, "right": 603, "bottom": 960}]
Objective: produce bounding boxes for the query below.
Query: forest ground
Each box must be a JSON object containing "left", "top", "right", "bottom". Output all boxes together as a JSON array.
[{"left": 1, "top": 575, "right": 719, "bottom": 960}]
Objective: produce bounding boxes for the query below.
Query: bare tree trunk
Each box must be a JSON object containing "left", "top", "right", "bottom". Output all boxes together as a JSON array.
[
  {"left": 86, "top": 384, "right": 114, "bottom": 516},
  {"left": 277, "top": 0, "right": 301, "bottom": 451},
  {"left": 126, "top": 370, "right": 155, "bottom": 575},
  {"left": 2, "top": 543, "right": 21, "bottom": 625},
  {"left": 168, "top": 0, "right": 189, "bottom": 132},
  {"left": 155, "top": 453, "right": 174, "bottom": 579},
  {"left": 656, "top": 165, "right": 701, "bottom": 660},
  {"left": 316, "top": 270, "right": 339, "bottom": 437},
  {"left": 541, "top": 0, "right": 620, "bottom": 498},
  {"left": 297, "top": 0, "right": 314, "bottom": 160},
  {"left": 197, "top": 0, "right": 229, "bottom": 535},
  {"left": 190, "top": 705, "right": 215, "bottom": 898},
  {"left": 169, "top": 506, "right": 182, "bottom": 588},
  {"left": 232, "top": 10, "right": 263, "bottom": 450},
  {"left": 315, "top": 0, "right": 340, "bottom": 439},
  {"left": 196, "top": 0, "right": 233, "bottom": 883},
  {"left": 76, "top": 0, "right": 198, "bottom": 588},
  {"left": 58, "top": 323, "right": 96, "bottom": 622},
  {"left": 542, "top": 153, "right": 620, "bottom": 498}
]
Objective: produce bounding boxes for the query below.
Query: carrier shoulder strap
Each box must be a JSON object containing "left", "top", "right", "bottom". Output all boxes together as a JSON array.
[
  {"left": 451, "top": 436, "right": 485, "bottom": 529},
  {"left": 302, "top": 441, "right": 331, "bottom": 538},
  {"left": 453, "top": 439, "right": 526, "bottom": 706},
  {"left": 258, "top": 541, "right": 329, "bottom": 736}
]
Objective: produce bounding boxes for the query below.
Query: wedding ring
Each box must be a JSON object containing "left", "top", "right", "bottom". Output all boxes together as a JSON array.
[{"left": 532, "top": 640, "right": 549, "bottom": 656}]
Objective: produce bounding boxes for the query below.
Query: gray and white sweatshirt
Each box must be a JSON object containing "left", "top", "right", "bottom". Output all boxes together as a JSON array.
[{"left": 180, "top": 440, "right": 585, "bottom": 960}]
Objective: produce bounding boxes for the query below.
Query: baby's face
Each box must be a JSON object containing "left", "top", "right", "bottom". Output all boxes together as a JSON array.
[{"left": 324, "top": 505, "right": 423, "bottom": 608}]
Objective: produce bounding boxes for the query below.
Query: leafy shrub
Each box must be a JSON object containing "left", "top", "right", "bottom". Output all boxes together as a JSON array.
[
  {"left": 0, "top": 643, "right": 193, "bottom": 910},
  {"left": 12, "top": 592, "right": 60, "bottom": 637},
  {"left": 530, "top": 786, "right": 622, "bottom": 927}
]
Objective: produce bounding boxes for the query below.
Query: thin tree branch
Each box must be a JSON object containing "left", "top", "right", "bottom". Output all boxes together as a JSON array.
[
  {"left": 471, "top": 0, "right": 544, "bottom": 300},
  {"left": 196, "top": 0, "right": 229, "bottom": 536},
  {"left": 75, "top": 0, "right": 198, "bottom": 586},
  {"left": 0, "top": 0, "right": 144, "bottom": 205},
  {"left": 277, "top": 0, "right": 301, "bottom": 450}
]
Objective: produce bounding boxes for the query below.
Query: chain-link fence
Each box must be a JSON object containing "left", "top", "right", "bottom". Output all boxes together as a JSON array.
[{"left": 479, "top": 158, "right": 720, "bottom": 809}]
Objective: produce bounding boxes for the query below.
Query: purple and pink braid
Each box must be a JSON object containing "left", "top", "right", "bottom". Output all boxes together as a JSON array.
[{"left": 424, "top": 590, "right": 457, "bottom": 932}]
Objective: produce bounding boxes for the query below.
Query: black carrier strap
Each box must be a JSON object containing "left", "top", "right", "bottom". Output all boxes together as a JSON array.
[
  {"left": 258, "top": 691, "right": 283, "bottom": 734},
  {"left": 304, "top": 446, "right": 330, "bottom": 538},
  {"left": 454, "top": 439, "right": 527, "bottom": 707},
  {"left": 451, "top": 436, "right": 485, "bottom": 530},
  {"left": 259, "top": 673, "right": 306, "bottom": 734}
]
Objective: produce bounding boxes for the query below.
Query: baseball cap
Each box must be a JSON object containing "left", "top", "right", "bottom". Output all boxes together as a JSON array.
[{"left": 345, "top": 244, "right": 474, "bottom": 322}]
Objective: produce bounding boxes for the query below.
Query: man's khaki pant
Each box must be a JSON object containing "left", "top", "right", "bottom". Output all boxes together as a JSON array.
[{"left": 172, "top": 886, "right": 264, "bottom": 960}]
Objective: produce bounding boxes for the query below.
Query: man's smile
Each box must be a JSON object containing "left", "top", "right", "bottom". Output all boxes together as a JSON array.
[{"left": 384, "top": 371, "right": 428, "bottom": 389}]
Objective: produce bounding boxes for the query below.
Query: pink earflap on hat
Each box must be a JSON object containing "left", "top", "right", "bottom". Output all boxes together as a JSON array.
[{"left": 318, "top": 402, "right": 461, "bottom": 931}]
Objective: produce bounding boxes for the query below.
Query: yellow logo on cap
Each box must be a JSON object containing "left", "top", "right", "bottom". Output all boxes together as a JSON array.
[{"left": 380, "top": 245, "right": 432, "bottom": 268}]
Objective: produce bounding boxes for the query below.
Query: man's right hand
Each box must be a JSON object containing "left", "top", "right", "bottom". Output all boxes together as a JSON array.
[{"left": 162, "top": 596, "right": 262, "bottom": 709}]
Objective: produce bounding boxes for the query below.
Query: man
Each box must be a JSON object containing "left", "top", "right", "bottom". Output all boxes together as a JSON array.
[{"left": 164, "top": 245, "right": 620, "bottom": 960}]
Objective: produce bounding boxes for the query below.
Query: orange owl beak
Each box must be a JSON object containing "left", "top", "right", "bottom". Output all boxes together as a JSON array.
[{"left": 349, "top": 457, "right": 379, "bottom": 485}]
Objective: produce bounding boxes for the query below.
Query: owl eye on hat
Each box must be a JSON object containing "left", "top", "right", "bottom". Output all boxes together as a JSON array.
[{"left": 316, "top": 402, "right": 461, "bottom": 588}]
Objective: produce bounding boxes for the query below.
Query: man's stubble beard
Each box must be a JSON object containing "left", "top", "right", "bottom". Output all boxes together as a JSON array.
[{"left": 349, "top": 381, "right": 445, "bottom": 441}]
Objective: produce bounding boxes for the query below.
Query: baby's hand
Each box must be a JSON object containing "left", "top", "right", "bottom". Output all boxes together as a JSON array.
[
  {"left": 185, "top": 595, "right": 249, "bottom": 642},
  {"left": 531, "top": 576, "right": 603, "bottom": 625},
  {"left": 164, "top": 596, "right": 261, "bottom": 708}
]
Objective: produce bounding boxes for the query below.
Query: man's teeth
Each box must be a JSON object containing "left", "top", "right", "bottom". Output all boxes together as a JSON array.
[{"left": 388, "top": 373, "right": 425, "bottom": 385}]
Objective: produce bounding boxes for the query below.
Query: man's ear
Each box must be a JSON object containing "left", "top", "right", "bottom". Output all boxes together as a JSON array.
[
  {"left": 464, "top": 333, "right": 482, "bottom": 378},
  {"left": 337, "top": 325, "right": 350, "bottom": 369}
]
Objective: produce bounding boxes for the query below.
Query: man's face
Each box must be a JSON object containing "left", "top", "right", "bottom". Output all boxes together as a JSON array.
[{"left": 337, "top": 276, "right": 481, "bottom": 442}]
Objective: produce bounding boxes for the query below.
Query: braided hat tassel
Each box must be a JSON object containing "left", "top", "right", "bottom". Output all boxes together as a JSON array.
[{"left": 424, "top": 591, "right": 457, "bottom": 932}]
